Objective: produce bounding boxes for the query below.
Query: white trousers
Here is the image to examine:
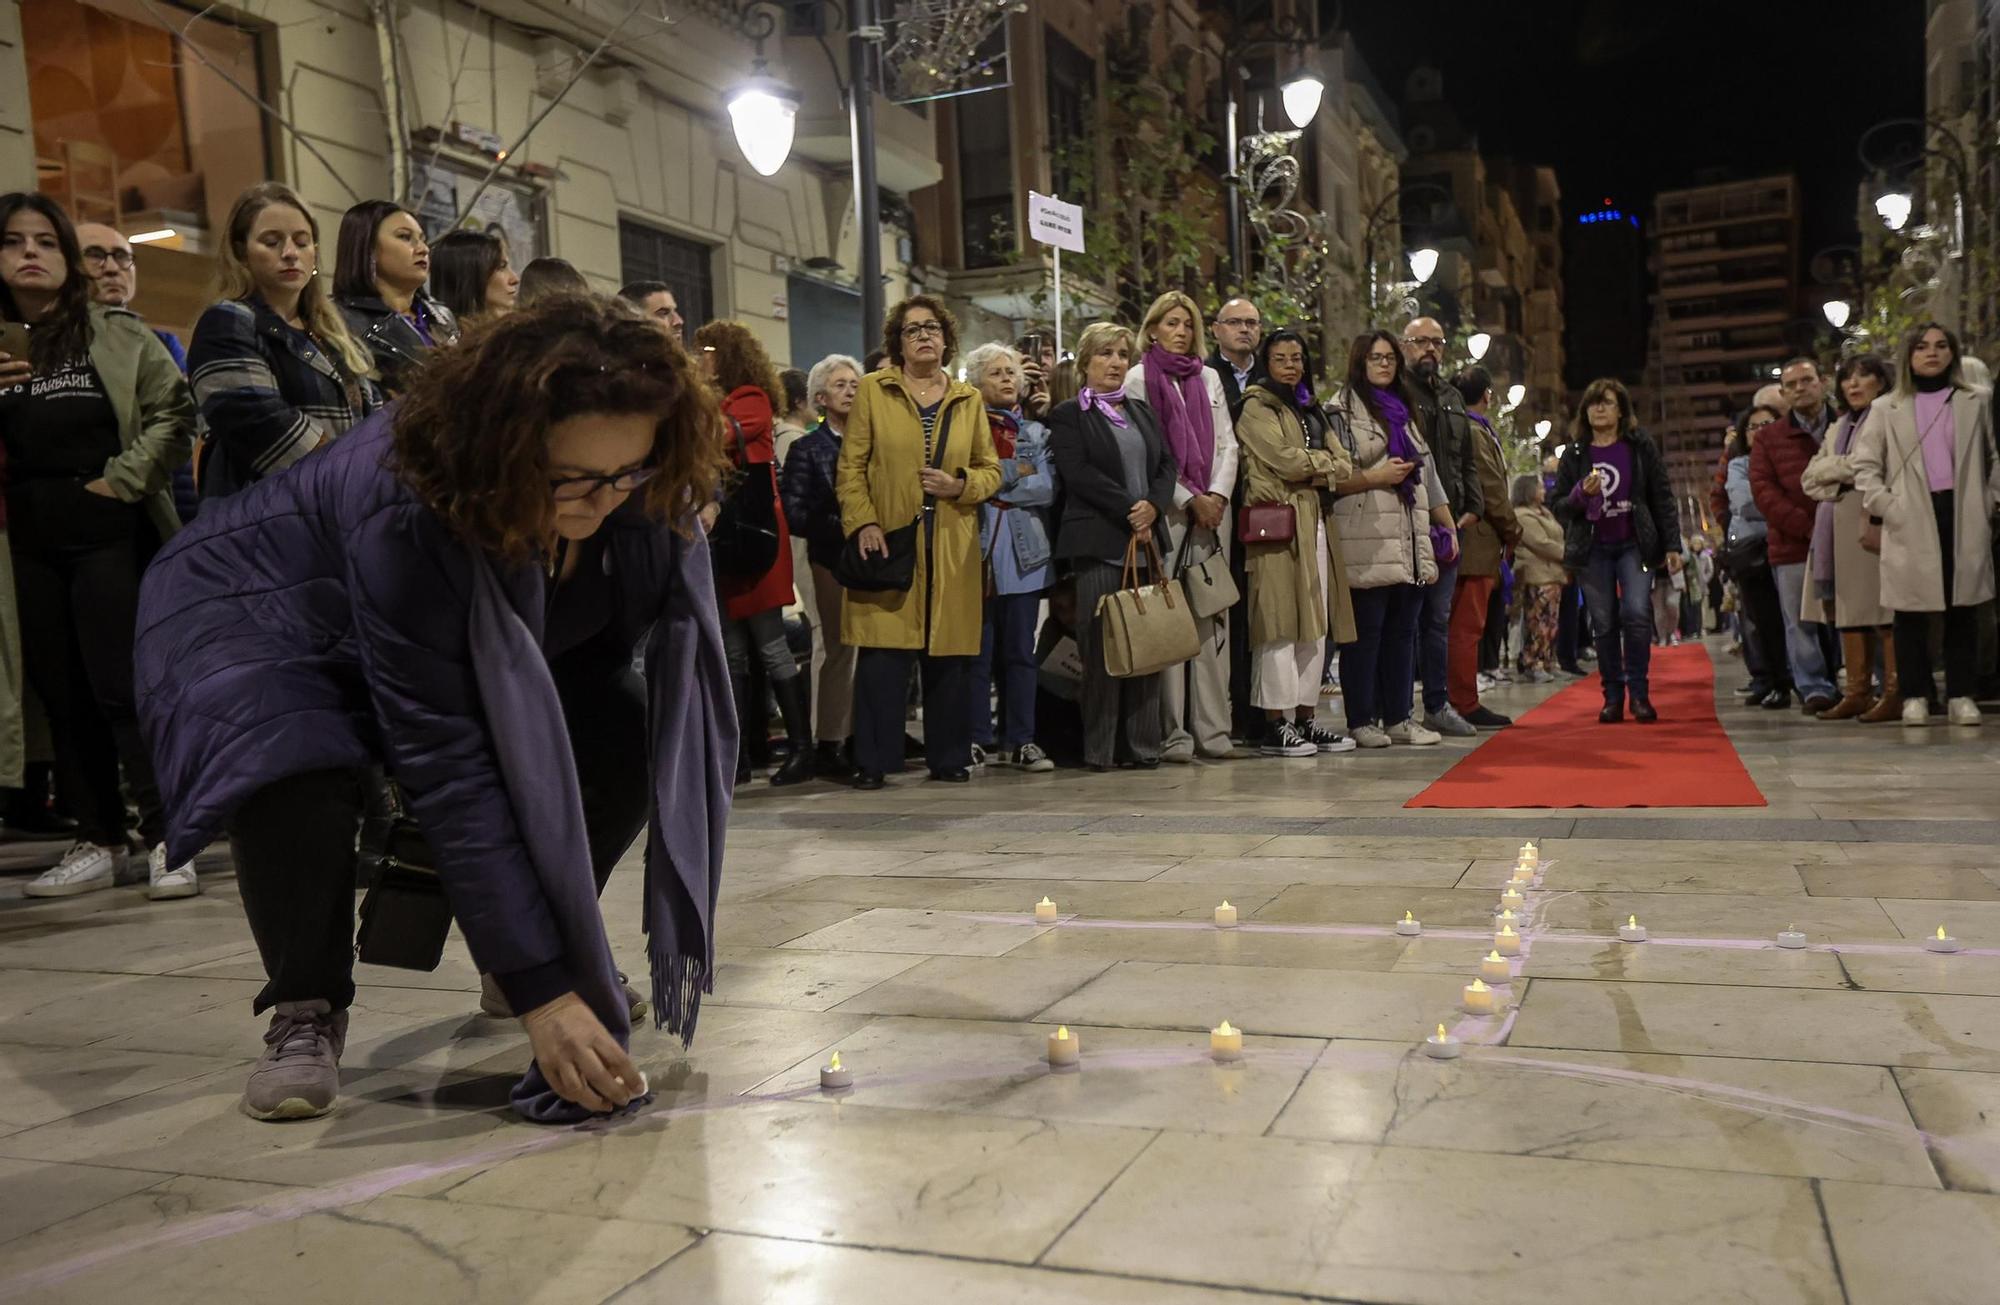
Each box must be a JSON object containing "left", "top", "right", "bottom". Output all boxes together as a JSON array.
[{"left": 1251, "top": 522, "right": 1328, "bottom": 711}]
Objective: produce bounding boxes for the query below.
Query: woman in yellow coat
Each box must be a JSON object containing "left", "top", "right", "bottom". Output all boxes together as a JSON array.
[{"left": 836, "top": 295, "right": 1000, "bottom": 787}]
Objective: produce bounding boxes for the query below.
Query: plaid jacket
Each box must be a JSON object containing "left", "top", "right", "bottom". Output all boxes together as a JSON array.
[{"left": 188, "top": 296, "right": 378, "bottom": 499}]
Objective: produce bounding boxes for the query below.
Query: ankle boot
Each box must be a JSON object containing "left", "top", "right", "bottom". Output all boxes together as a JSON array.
[
  {"left": 770, "top": 675, "right": 816, "bottom": 786},
  {"left": 1819, "top": 630, "right": 1877, "bottom": 719},
  {"left": 1857, "top": 630, "right": 1902, "bottom": 723}
]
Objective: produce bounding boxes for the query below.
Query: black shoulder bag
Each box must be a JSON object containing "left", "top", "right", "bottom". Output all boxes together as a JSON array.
[
  {"left": 353, "top": 783, "right": 452, "bottom": 971},
  {"left": 833, "top": 402, "right": 958, "bottom": 592},
  {"left": 709, "top": 417, "right": 783, "bottom": 579}
]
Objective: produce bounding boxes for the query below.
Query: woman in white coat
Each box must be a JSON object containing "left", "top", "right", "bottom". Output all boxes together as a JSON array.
[
  {"left": 1123, "top": 290, "right": 1241, "bottom": 761},
  {"left": 1849, "top": 323, "right": 1999, "bottom": 728},
  {"left": 1799, "top": 352, "right": 1897, "bottom": 721}
]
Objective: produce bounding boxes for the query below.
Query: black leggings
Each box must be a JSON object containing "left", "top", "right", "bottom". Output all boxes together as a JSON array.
[
  {"left": 227, "top": 637, "right": 651, "bottom": 1013},
  {"left": 11, "top": 529, "right": 163, "bottom": 846}
]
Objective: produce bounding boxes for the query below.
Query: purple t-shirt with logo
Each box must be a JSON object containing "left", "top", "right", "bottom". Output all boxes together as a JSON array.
[{"left": 1573, "top": 439, "right": 1635, "bottom": 546}]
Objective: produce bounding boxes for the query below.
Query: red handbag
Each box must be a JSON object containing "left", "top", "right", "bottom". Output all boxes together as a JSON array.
[{"left": 1236, "top": 501, "right": 1295, "bottom": 545}]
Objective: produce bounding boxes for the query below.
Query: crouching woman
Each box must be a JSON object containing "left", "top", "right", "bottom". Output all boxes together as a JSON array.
[{"left": 135, "top": 297, "right": 736, "bottom": 1123}]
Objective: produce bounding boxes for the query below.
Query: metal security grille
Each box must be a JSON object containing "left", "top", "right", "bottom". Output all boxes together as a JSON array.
[{"left": 618, "top": 219, "right": 715, "bottom": 343}]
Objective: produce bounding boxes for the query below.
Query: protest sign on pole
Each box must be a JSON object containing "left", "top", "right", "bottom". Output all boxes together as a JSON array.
[{"left": 1027, "top": 191, "right": 1084, "bottom": 357}]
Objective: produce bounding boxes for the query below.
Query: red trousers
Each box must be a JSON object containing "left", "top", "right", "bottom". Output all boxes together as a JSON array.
[{"left": 1448, "top": 573, "right": 1497, "bottom": 714}]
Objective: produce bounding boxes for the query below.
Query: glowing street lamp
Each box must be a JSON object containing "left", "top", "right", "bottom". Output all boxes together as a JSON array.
[
  {"left": 1505, "top": 383, "right": 1526, "bottom": 409},
  {"left": 1536, "top": 420, "right": 1554, "bottom": 440},
  {"left": 1874, "top": 191, "right": 1912, "bottom": 232},
  {"left": 1279, "top": 68, "right": 1325, "bottom": 130},
  {"left": 1407, "top": 247, "right": 1439, "bottom": 285},
  {"left": 1466, "top": 332, "right": 1491, "bottom": 361},
  {"left": 1822, "top": 299, "right": 1852, "bottom": 330},
  {"left": 726, "top": 63, "right": 801, "bottom": 177}
]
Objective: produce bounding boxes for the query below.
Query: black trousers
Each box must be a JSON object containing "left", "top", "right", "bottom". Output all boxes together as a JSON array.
[
  {"left": 852, "top": 645, "right": 972, "bottom": 776},
  {"left": 11, "top": 528, "right": 163, "bottom": 846},
  {"left": 1894, "top": 489, "right": 1980, "bottom": 707},
  {"left": 1736, "top": 564, "right": 1791, "bottom": 691},
  {"left": 227, "top": 638, "right": 651, "bottom": 1014}
]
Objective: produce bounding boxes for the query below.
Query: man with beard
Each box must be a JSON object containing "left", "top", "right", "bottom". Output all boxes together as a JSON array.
[{"left": 1401, "top": 317, "right": 1486, "bottom": 736}]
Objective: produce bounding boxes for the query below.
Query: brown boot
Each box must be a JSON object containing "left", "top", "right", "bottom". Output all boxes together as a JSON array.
[
  {"left": 1857, "top": 630, "right": 1902, "bottom": 722},
  {"left": 1819, "top": 630, "right": 1877, "bottom": 719}
]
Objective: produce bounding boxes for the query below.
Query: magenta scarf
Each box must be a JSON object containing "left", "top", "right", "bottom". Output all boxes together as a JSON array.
[
  {"left": 1077, "top": 387, "right": 1127, "bottom": 427},
  {"left": 1142, "top": 344, "right": 1215, "bottom": 497}
]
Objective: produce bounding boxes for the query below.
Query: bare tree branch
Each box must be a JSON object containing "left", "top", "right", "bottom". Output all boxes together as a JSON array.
[
  {"left": 133, "top": 0, "right": 363, "bottom": 204},
  {"left": 403, "top": 0, "right": 483, "bottom": 211}
]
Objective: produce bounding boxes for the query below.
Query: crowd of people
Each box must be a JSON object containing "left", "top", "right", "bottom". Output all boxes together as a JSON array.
[{"left": 2, "top": 177, "right": 1993, "bottom": 1122}]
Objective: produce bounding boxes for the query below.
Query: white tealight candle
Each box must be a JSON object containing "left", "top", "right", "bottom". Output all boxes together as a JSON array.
[
  {"left": 1209, "top": 1020, "right": 1243, "bottom": 1062},
  {"left": 1618, "top": 915, "right": 1648, "bottom": 943},
  {"left": 819, "top": 1051, "right": 853, "bottom": 1090},
  {"left": 1496, "top": 909, "right": 1519, "bottom": 932},
  {"left": 1462, "top": 978, "right": 1497, "bottom": 1015},
  {"left": 1499, "top": 886, "right": 1525, "bottom": 911},
  {"left": 1494, "top": 924, "right": 1521, "bottom": 957},
  {"left": 1214, "top": 900, "right": 1239, "bottom": 928},
  {"left": 1423, "top": 1022, "right": 1462, "bottom": 1060},
  {"left": 1395, "top": 910, "right": 1422, "bottom": 937},
  {"left": 1479, "top": 950, "right": 1513, "bottom": 985},
  {"left": 1046, "top": 1025, "right": 1080, "bottom": 1067},
  {"left": 1776, "top": 926, "right": 1807, "bottom": 950},
  {"left": 1510, "top": 863, "right": 1536, "bottom": 884},
  {"left": 1926, "top": 926, "right": 1962, "bottom": 954},
  {"left": 1034, "top": 896, "right": 1059, "bottom": 923},
  {"left": 1518, "top": 842, "right": 1539, "bottom": 869}
]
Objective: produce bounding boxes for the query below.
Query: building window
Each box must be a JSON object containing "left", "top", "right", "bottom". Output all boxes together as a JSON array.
[
  {"left": 957, "top": 90, "right": 1013, "bottom": 269},
  {"left": 619, "top": 219, "right": 714, "bottom": 344},
  {"left": 1045, "top": 28, "right": 1093, "bottom": 197}
]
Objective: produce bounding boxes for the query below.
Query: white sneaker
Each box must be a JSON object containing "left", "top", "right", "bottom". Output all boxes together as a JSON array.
[
  {"left": 1350, "top": 724, "right": 1392, "bottom": 749},
  {"left": 1387, "top": 718, "right": 1442, "bottom": 746},
  {"left": 23, "top": 842, "right": 129, "bottom": 898},
  {"left": 146, "top": 844, "right": 201, "bottom": 900},
  {"left": 1947, "top": 697, "right": 1983, "bottom": 727},
  {"left": 1004, "top": 743, "right": 1056, "bottom": 773},
  {"left": 969, "top": 744, "right": 989, "bottom": 768},
  {"left": 1901, "top": 699, "right": 1931, "bottom": 728}
]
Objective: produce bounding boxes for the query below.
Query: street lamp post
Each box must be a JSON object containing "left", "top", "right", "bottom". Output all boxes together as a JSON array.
[
  {"left": 1361, "top": 181, "right": 1448, "bottom": 317},
  {"left": 1218, "top": 1, "right": 1324, "bottom": 290},
  {"left": 1857, "top": 115, "right": 1980, "bottom": 336}
]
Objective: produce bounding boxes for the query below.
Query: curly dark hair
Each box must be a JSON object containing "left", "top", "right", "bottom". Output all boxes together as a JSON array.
[
  {"left": 0, "top": 192, "right": 95, "bottom": 368},
  {"left": 691, "top": 319, "right": 784, "bottom": 412},
  {"left": 881, "top": 293, "right": 959, "bottom": 368},
  {"left": 392, "top": 295, "right": 727, "bottom": 562}
]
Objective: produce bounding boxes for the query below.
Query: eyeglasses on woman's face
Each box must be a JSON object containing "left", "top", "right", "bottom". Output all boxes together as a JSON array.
[
  {"left": 549, "top": 466, "right": 659, "bottom": 501},
  {"left": 901, "top": 321, "right": 945, "bottom": 339},
  {"left": 1364, "top": 350, "right": 1398, "bottom": 365}
]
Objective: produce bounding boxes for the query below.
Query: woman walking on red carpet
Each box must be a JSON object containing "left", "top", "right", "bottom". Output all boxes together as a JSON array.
[{"left": 1553, "top": 379, "right": 1684, "bottom": 724}]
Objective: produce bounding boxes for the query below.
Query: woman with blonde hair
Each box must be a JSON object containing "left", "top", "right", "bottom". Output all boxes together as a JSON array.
[
  {"left": 188, "top": 182, "right": 377, "bottom": 500},
  {"left": 1122, "top": 290, "right": 1240, "bottom": 761},
  {"left": 693, "top": 319, "right": 807, "bottom": 784},
  {"left": 836, "top": 295, "right": 1000, "bottom": 787},
  {"left": 1050, "top": 321, "right": 1179, "bottom": 770}
]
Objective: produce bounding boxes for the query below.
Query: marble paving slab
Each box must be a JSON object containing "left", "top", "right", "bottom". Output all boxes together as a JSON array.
[
  {"left": 1040, "top": 960, "right": 1485, "bottom": 1040},
  {"left": 826, "top": 955, "right": 1114, "bottom": 1022},
  {"left": 777, "top": 907, "right": 1055, "bottom": 957},
  {"left": 1818, "top": 1180, "right": 2000, "bottom": 1305}
]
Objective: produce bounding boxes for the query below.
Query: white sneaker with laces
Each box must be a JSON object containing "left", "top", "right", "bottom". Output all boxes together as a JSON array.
[
  {"left": 1947, "top": 697, "right": 1983, "bottom": 727},
  {"left": 146, "top": 844, "right": 201, "bottom": 900},
  {"left": 1351, "top": 724, "right": 1392, "bottom": 749},
  {"left": 1012, "top": 743, "right": 1056, "bottom": 773},
  {"left": 1901, "top": 698, "right": 1931, "bottom": 728},
  {"left": 1388, "top": 718, "right": 1442, "bottom": 746},
  {"left": 23, "top": 842, "right": 128, "bottom": 898}
]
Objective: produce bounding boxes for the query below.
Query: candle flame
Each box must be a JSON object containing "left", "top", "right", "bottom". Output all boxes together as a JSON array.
[
  {"left": 1038, "top": 896, "right": 1054, "bottom": 907},
  {"left": 1486, "top": 950, "right": 1503, "bottom": 962},
  {"left": 1219, "top": 900, "right": 1232, "bottom": 910},
  {"left": 1403, "top": 910, "right": 1414, "bottom": 922},
  {"left": 1498, "top": 910, "right": 1517, "bottom": 923},
  {"left": 1499, "top": 924, "right": 1518, "bottom": 938},
  {"left": 1628, "top": 915, "right": 1638, "bottom": 928},
  {"left": 1938, "top": 926, "right": 1949, "bottom": 940},
  {"left": 828, "top": 1052, "right": 843, "bottom": 1071},
  {"left": 1788, "top": 924, "right": 1795, "bottom": 931},
  {"left": 1215, "top": 1020, "right": 1237, "bottom": 1036},
  {"left": 1436, "top": 1023, "right": 1449, "bottom": 1040},
  {"left": 1055, "top": 1026, "right": 1070, "bottom": 1040},
  {"left": 1468, "top": 978, "right": 1489, "bottom": 992}
]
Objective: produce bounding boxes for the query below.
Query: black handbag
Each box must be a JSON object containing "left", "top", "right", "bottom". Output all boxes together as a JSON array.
[
  {"left": 709, "top": 421, "right": 782, "bottom": 579},
  {"left": 1719, "top": 528, "right": 1769, "bottom": 581},
  {"left": 353, "top": 788, "right": 452, "bottom": 972},
  {"left": 833, "top": 403, "right": 957, "bottom": 592}
]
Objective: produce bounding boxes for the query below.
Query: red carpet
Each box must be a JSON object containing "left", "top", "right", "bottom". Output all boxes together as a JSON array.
[{"left": 1405, "top": 643, "right": 1766, "bottom": 809}]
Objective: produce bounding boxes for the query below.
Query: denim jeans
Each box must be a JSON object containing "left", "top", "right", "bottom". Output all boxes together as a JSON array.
[
  {"left": 1580, "top": 543, "right": 1654, "bottom": 705},
  {"left": 971, "top": 591, "right": 1041, "bottom": 749},
  {"left": 1770, "top": 561, "right": 1835, "bottom": 700},
  {"left": 1556, "top": 578, "right": 1584, "bottom": 670},
  {"left": 1339, "top": 583, "right": 1425, "bottom": 729},
  {"left": 1418, "top": 556, "right": 1458, "bottom": 713}
]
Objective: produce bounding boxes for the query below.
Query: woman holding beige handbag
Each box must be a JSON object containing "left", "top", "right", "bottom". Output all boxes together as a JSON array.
[
  {"left": 1050, "top": 321, "right": 1178, "bottom": 771},
  {"left": 1236, "top": 329, "right": 1356, "bottom": 757}
]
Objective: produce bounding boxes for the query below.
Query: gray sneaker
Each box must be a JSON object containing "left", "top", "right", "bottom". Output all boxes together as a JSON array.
[
  {"left": 1423, "top": 705, "right": 1479, "bottom": 738},
  {"left": 242, "top": 1000, "right": 347, "bottom": 1121}
]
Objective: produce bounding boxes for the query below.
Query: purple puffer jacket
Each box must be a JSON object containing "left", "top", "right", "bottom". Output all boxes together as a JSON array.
[{"left": 134, "top": 410, "right": 736, "bottom": 1057}]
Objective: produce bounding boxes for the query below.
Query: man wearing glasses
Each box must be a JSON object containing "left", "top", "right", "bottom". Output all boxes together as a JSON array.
[
  {"left": 1401, "top": 317, "right": 1488, "bottom": 737},
  {"left": 76, "top": 225, "right": 187, "bottom": 373},
  {"left": 1207, "top": 298, "right": 1263, "bottom": 420}
]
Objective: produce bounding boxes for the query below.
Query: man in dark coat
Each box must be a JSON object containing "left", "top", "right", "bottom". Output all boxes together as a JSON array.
[{"left": 1403, "top": 317, "right": 1484, "bottom": 737}]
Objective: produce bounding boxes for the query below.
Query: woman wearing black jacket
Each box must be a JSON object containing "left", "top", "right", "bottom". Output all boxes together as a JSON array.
[
  {"left": 333, "top": 200, "right": 459, "bottom": 397},
  {"left": 1049, "top": 321, "right": 1177, "bottom": 770},
  {"left": 1553, "top": 377, "right": 1684, "bottom": 722}
]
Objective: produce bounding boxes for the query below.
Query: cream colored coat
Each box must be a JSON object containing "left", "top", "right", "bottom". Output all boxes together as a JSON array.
[
  {"left": 1849, "top": 386, "right": 1998, "bottom": 613},
  {"left": 1234, "top": 386, "right": 1356, "bottom": 646},
  {"left": 1327, "top": 389, "right": 1438, "bottom": 589},
  {"left": 835, "top": 370, "right": 1000, "bottom": 655},
  {"left": 1512, "top": 503, "right": 1567, "bottom": 587},
  {"left": 1799, "top": 410, "right": 1889, "bottom": 628}
]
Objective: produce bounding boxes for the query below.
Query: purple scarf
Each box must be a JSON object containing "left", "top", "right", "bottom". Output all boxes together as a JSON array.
[
  {"left": 1371, "top": 385, "right": 1424, "bottom": 506},
  {"left": 1811, "top": 409, "right": 1864, "bottom": 587},
  {"left": 1142, "top": 344, "right": 1215, "bottom": 497},
  {"left": 1077, "top": 386, "right": 1127, "bottom": 427}
]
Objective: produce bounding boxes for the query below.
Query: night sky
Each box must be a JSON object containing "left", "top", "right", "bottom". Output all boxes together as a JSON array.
[{"left": 1335, "top": 0, "right": 1927, "bottom": 258}]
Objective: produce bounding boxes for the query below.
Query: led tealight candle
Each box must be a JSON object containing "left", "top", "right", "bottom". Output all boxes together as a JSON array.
[
  {"left": 1034, "top": 896, "right": 1059, "bottom": 924},
  {"left": 1209, "top": 1020, "right": 1244, "bottom": 1062},
  {"left": 1214, "top": 900, "right": 1239, "bottom": 928},
  {"left": 1496, "top": 909, "right": 1519, "bottom": 932},
  {"left": 819, "top": 1051, "right": 853, "bottom": 1090},
  {"left": 1046, "top": 1025, "right": 1080, "bottom": 1067},
  {"left": 1423, "top": 1022, "right": 1462, "bottom": 1060},
  {"left": 1462, "top": 978, "right": 1497, "bottom": 1015},
  {"left": 1480, "top": 950, "right": 1513, "bottom": 984},
  {"left": 1510, "top": 863, "right": 1536, "bottom": 884},
  {"left": 1618, "top": 915, "right": 1648, "bottom": 943},
  {"left": 1518, "top": 842, "right": 1538, "bottom": 869},
  {"left": 1776, "top": 925, "right": 1807, "bottom": 949},
  {"left": 1494, "top": 924, "right": 1522, "bottom": 957},
  {"left": 1500, "top": 886, "right": 1526, "bottom": 911},
  {"left": 1925, "top": 925, "right": 1962, "bottom": 954},
  {"left": 1395, "top": 910, "right": 1423, "bottom": 937}
]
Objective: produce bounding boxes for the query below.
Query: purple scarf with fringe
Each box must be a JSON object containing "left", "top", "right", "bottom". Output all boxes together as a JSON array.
[
  {"left": 1370, "top": 385, "right": 1424, "bottom": 506},
  {"left": 1142, "top": 344, "right": 1215, "bottom": 497}
]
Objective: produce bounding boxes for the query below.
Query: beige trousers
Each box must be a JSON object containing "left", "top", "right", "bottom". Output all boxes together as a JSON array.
[{"left": 1160, "top": 506, "right": 1235, "bottom": 757}]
